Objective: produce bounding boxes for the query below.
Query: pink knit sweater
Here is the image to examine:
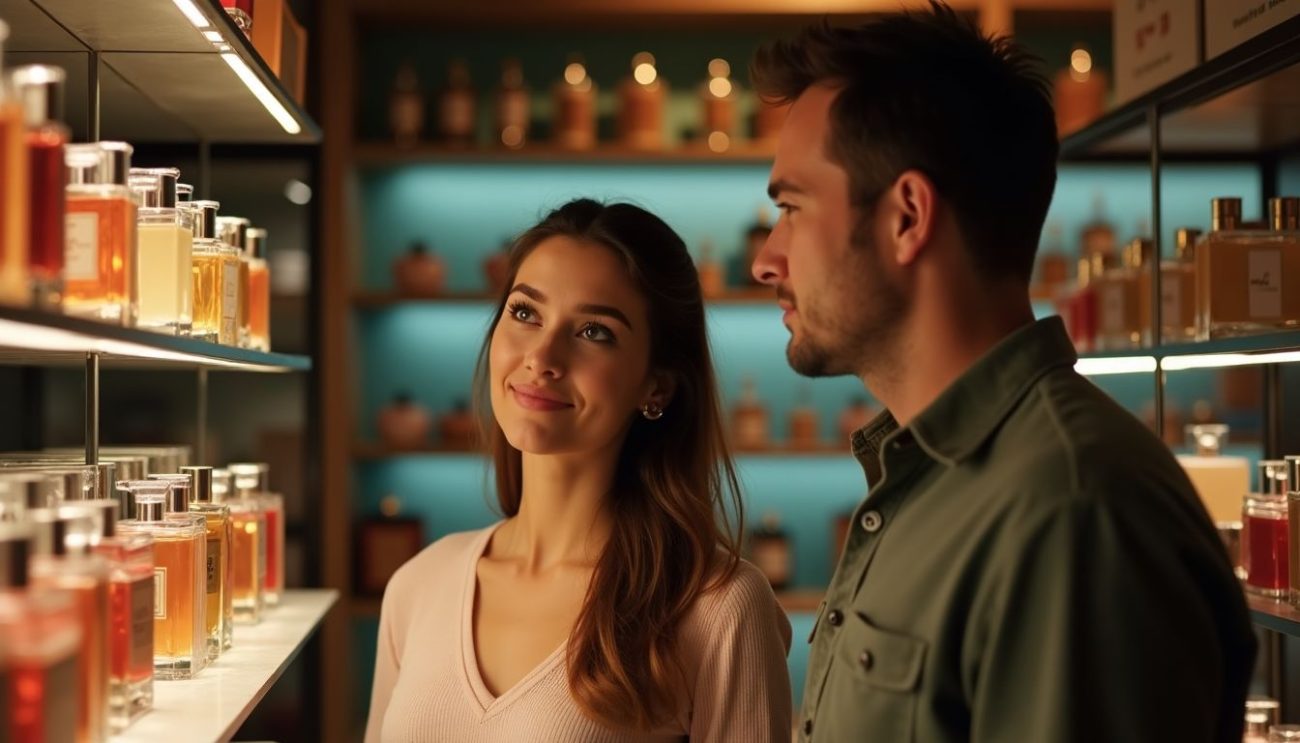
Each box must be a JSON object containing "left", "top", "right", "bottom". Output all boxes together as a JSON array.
[{"left": 365, "top": 524, "right": 793, "bottom": 742}]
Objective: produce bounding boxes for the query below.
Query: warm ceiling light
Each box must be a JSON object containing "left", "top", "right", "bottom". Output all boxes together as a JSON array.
[
  {"left": 171, "top": 0, "right": 211, "bottom": 28},
  {"left": 221, "top": 52, "right": 302, "bottom": 135},
  {"left": 564, "top": 63, "right": 587, "bottom": 86},
  {"left": 1069, "top": 47, "right": 1093, "bottom": 82},
  {"left": 708, "top": 77, "right": 733, "bottom": 98}
]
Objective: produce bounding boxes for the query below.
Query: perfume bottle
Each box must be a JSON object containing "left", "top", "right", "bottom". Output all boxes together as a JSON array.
[
  {"left": 618, "top": 52, "right": 666, "bottom": 150},
  {"left": 355, "top": 495, "right": 423, "bottom": 597},
  {"left": 130, "top": 167, "right": 194, "bottom": 335},
  {"left": 28, "top": 508, "right": 111, "bottom": 743},
  {"left": 217, "top": 468, "right": 265, "bottom": 623},
  {"left": 1066, "top": 252, "right": 1109, "bottom": 353},
  {"left": 1177, "top": 424, "right": 1251, "bottom": 526},
  {"left": 11, "top": 65, "right": 67, "bottom": 310},
  {"left": 1245, "top": 697, "right": 1281, "bottom": 742},
  {"left": 740, "top": 207, "right": 773, "bottom": 287},
  {"left": 1097, "top": 238, "right": 1150, "bottom": 350},
  {"left": 1080, "top": 193, "right": 1117, "bottom": 259},
  {"left": 229, "top": 463, "right": 282, "bottom": 608},
  {"left": 116, "top": 482, "right": 207, "bottom": 680},
  {"left": 0, "top": 523, "right": 81, "bottom": 743},
  {"left": 439, "top": 400, "right": 477, "bottom": 451},
  {"left": 788, "top": 387, "right": 820, "bottom": 450},
  {"left": 64, "top": 142, "right": 137, "bottom": 324},
  {"left": 1244, "top": 460, "right": 1290, "bottom": 598},
  {"left": 731, "top": 377, "right": 769, "bottom": 451},
  {"left": 748, "top": 513, "right": 791, "bottom": 590},
  {"left": 180, "top": 466, "right": 234, "bottom": 654},
  {"left": 495, "top": 58, "right": 529, "bottom": 150},
  {"left": 217, "top": 216, "right": 252, "bottom": 347},
  {"left": 1287, "top": 456, "right": 1300, "bottom": 608},
  {"left": 377, "top": 392, "right": 433, "bottom": 448},
  {"left": 1053, "top": 43, "right": 1106, "bottom": 136},
  {"left": 0, "top": 23, "right": 31, "bottom": 308},
  {"left": 186, "top": 200, "right": 240, "bottom": 344},
  {"left": 73, "top": 498, "right": 154, "bottom": 732},
  {"left": 696, "top": 239, "right": 725, "bottom": 298},
  {"left": 392, "top": 241, "right": 446, "bottom": 297},
  {"left": 700, "top": 58, "right": 737, "bottom": 153},
  {"left": 244, "top": 227, "right": 271, "bottom": 351},
  {"left": 553, "top": 55, "right": 596, "bottom": 151},
  {"left": 389, "top": 61, "right": 424, "bottom": 148},
  {"left": 1142, "top": 227, "right": 1201, "bottom": 345},
  {"left": 1195, "top": 196, "right": 1300, "bottom": 339},
  {"left": 439, "top": 59, "right": 476, "bottom": 146}
]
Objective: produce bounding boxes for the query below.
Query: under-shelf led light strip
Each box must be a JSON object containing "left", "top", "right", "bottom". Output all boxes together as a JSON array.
[
  {"left": 1073, "top": 350, "right": 1300, "bottom": 375},
  {"left": 171, "top": 0, "right": 302, "bottom": 135},
  {"left": 0, "top": 318, "right": 290, "bottom": 371}
]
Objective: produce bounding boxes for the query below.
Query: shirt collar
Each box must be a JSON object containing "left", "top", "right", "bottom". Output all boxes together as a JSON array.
[{"left": 852, "top": 317, "right": 1078, "bottom": 472}]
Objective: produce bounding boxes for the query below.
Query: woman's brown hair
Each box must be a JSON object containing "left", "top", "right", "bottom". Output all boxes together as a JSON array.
[{"left": 472, "top": 198, "right": 744, "bottom": 730}]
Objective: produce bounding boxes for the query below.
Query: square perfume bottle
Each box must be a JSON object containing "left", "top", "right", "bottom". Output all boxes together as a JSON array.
[
  {"left": 165, "top": 467, "right": 233, "bottom": 660},
  {"left": 244, "top": 228, "right": 271, "bottom": 351},
  {"left": 216, "top": 216, "right": 252, "bottom": 348},
  {"left": 185, "top": 200, "right": 241, "bottom": 344},
  {"left": 215, "top": 468, "right": 265, "bottom": 624},
  {"left": 1196, "top": 197, "right": 1300, "bottom": 340},
  {"left": 129, "top": 167, "right": 194, "bottom": 336},
  {"left": 64, "top": 142, "right": 137, "bottom": 325},
  {"left": 229, "top": 462, "right": 283, "bottom": 607}
]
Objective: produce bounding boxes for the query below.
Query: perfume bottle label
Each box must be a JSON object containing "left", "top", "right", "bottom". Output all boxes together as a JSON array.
[
  {"left": 154, "top": 566, "right": 167, "bottom": 619},
  {"left": 207, "top": 538, "right": 221, "bottom": 595},
  {"left": 65, "top": 211, "right": 100, "bottom": 281},
  {"left": 221, "top": 261, "right": 239, "bottom": 341},
  {"left": 1248, "top": 250, "right": 1283, "bottom": 318},
  {"left": 131, "top": 573, "right": 155, "bottom": 674}
]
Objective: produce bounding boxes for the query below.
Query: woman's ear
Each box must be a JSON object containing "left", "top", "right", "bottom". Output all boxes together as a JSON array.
[{"left": 642, "top": 370, "right": 677, "bottom": 411}]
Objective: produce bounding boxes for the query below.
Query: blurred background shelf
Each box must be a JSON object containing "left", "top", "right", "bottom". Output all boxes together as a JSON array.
[
  {"left": 355, "top": 141, "right": 776, "bottom": 165},
  {"left": 352, "top": 289, "right": 776, "bottom": 307}
]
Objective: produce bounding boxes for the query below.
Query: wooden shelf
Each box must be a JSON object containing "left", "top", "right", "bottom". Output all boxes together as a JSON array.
[
  {"left": 353, "top": 289, "right": 776, "bottom": 308},
  {"left": 0, "top": 306, "right": 310, "bottom": 372},
  {"left": 5, "top": 0, "right": 319, "bottom": 144},
  {"left": 354, "top": 142, "right": 777, "bottom": 166},
  {"left": 117, "top": 590, "right": 337, "bottom": 743}
]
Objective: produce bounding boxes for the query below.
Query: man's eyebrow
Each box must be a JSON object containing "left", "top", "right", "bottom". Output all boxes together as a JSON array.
[{"left": 768, "top": 178, "right": 805, "bottom": 200}]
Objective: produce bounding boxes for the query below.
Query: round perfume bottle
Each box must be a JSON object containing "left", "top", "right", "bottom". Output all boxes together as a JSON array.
[
  {"left": 377, "top": 393, "right": 433, "bottom": 449},
  {"left": 392, "top": 241, "right": 446, "bottom": 297}
]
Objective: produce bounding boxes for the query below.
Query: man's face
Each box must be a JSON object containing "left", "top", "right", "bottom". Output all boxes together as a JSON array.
[{"left": 752, "top": 84, "right": 907, "bottom": 378}]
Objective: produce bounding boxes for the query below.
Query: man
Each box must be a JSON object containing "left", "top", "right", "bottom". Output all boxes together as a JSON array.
[{"left": 750, "top": 4, "right": 1255, "bottom": 741}]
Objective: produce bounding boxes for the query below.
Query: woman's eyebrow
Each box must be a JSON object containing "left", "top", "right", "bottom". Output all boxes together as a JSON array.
[{"left": 509, "top": 283, "right": 634, "bottom": 331}]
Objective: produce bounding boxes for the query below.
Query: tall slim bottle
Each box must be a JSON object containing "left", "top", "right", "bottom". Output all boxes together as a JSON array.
[
  {"left": 0, "top": 21, "right": 31, "bottom": 307},
  {"left": 64, "top": 142, "right": 137, "bottom": 324},
  {"left": 0, "top": 523, "right": 81, "bottom": 743},
  {"left": 216, "top": 216, "right": 251, "bottom": 347},
  {"left": 115, "top": 482, "right": 206, "bottom": 680},
  {"left": 186, "top": 200, "right": 240, "bottom": 344},
  {"left": 163, "top": 468, "right": 232, "bottom": 659},
  {"left": 229, "top": 462, "right": 283, "bottom": 607},
  {"left": 10, "top": 65, "right": 67, "bottom": 310},
  {"left": 130, "top": 168, "right": 193, "bottom": 335},
  {"left": 219, "top": 467, "right": 265, "bottom": 622},
  {"left": 244, "top": 228, "right": 271, "bottom": 351},
  {"left": 28, "top": 508, "right": 110, "bottom": 743}
]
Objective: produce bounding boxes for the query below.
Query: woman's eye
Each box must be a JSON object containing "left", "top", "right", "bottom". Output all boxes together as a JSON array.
[
  {"left": 579, "top": 323, "right": 614, "bottom": 343},
  {"left": 507, "top": 301, "right": 538, "bottom": 323}
]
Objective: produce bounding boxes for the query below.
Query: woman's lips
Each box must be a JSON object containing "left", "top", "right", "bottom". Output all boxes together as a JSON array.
[{"left": 510, "top": 384, "right": 573, "bottom": 412}]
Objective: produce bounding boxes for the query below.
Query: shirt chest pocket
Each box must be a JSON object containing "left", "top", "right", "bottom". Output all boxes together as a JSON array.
[{"left": 819, "top": 611, "right": 927, "bottom": 742}]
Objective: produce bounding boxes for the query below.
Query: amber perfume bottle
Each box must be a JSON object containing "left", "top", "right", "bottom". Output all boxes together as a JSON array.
[
  {"left": 130, "top": 167, "right": 194, "bottom": 335},
  {"left": 1053, "top": 44, "right": 1106, "bottom": 136},
  {"left": 29, "top": 508, "right": 111, "bottom": 743},
  {"left": 1196, "top": 196, "right": 1300, "bottom": 339},
  {"left": 186, "top": 200, "right": 241, "bottom": 344},
  {"left": 72, "top": 498, "right": 153, "bottom": 732},
  {"left": 180, "top": 466, "right": 234, "bottom": 654},
  {"left": 696, "top": 239, "right": 725, "bottom": 298},
  {"left": 64, "top": 142, "right": 137, "bottom": 324},
  {"left": 244, "top": 228, "right": 271, "bottom": 351},
  {"left": 439, "top": 59, "right": 476, "bottom": 146},
  {"left": 377, "top": 392, "right": 433, "bottom": 448},
  {"left": 1286, "top": 455, "right": 1300, "bottom": 608},
  {"left": 1142, "top": 227, "right": 1201, "bottom": 345},
  {"left": 355, "top": 496, "right": 423, "bottom": 597},
  {"left": 1097, "top": 238, "right": 1150, "bottom": 351},
  {"left": 229, "top": 463, "right": 283, "bottom": 608},
  {"left": 0, "top": 523, "right": 81, "bottom": 743},
  {"left": 0, "top": 23, "right": 31, "bottom": 308},
  {"left": 392, "top": 241, "right": 446, "bottom": 297},
  {"left": 554, "top": 55, "right": 596, "bottom": 151},
  {"left": 217, "top": 468, "right": 265, "bottom": 623},
  {"left": 700, "top": 58, "right": 737, "bottom": 153},
  {"left": 731, "top": 377, "right": 770, "bottom": 451},
  {"left": 217, "top": 216, "right": 252, "bottom": 347},
  {"left": 1080, "top": 194, "right": 1118, "bottom": 260},
  {"left": 618, "top": 52, "right": 666, "bottom": 150},
  {"left": 389, "top": 61, "right": 424, "bottom": 148},
  {"left": 495, "top": 58, "right": 530, "bottom": 150},
  {"left": 788, "top": 387, "right": 821, "bottom": 450},
  {"left": 116, "top": 482, "right": 207, "bottom": 680},
  {"left": 11, "top": 65, "right": 67, "bottom": 310},
  {"left": 1177, "top": 424, "right": 1251, "bottom": 526},
  {"left": 748, "top": 513, "right": 791, "bottom": 590},
  {"left": 438, "top": 400, "right": 477, "bottom": 451}
]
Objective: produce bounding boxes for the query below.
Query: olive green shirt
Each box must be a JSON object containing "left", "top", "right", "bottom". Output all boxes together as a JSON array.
[{"left": 800, "top": 318, "right": 1255, "bottom": 742}]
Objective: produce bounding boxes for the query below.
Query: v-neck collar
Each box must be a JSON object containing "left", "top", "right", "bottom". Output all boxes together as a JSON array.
[{"left": 460, "top": 522, "right": 569, "bottom": 719}]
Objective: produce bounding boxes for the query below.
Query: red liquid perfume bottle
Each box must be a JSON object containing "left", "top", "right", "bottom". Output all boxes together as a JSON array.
[{"left": 1244, "top": 460, "right": 1291, "bottom": 598}]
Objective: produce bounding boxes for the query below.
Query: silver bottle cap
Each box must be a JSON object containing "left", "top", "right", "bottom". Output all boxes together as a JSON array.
[
  {"left": 176, "top": 183, "right": 194, "bottom": 202},
  {"left": 66, "top": 141, "right": 133, "bottom": 186},
  {"left": 1259, "top": 460, "right": 1289, "bottom": 496},
  {"left": 64, "top": 499, "right": 120, "bottom": 539},
  {"left": 1269, "top": 197, "right": 1300, "bottom": 231},
  {"left": 1186, "top": 423, "right": 1228, "bottom": 456},
  {"left": 228, "top": 462, "right": 270, "bottom": 493},
  {"left": 0, "top": 523, "right": 34, "bottom": 589},
  {"left": 212, "top": 469, "right": 232, "bottom": 502},
  {"left": 181, "top": 466, "right": 214, "bottom": 503},
  {"left": 147, "top": 475, "right": 191, "bottom": 513},
  {"left": 1210, "top": 197, "right": 1242, "bottom": 232},
  {"left": 132, "top": 495, "right": 165, "bottom": 522},
  {"left": 9, "top": 64, "right": 65, "bottom": 128},
  {"left": 1287, "top": 456, "right": 1300, "bottom": 496},
  {"left": 187, "top": 200, "right": 221, "bottom": 239},
  {"left": 245, "top": 228, "right": 268, "bottom": 259},
  {"left": 28, "top": 508, "right": 72, "bottom": 556},
  {"left": 130, "top": 167, "right": 180, "bottom": 208},
  {"left": 217, "top": 216, "right": 251, "bottom": 252}
]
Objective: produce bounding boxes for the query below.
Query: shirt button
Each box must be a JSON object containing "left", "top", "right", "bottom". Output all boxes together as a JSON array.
[
  {"left": 859, "top": 650, "right": 873, "bottom": 670},
  {"left": 827, "top": 609, "right": 843, "bottom": 627},
  {"left": 804, "top": 719, "right": 814, "bottom": 735},
  {"left": 861, "top": 510, "right": 883, "bottom": 533}
]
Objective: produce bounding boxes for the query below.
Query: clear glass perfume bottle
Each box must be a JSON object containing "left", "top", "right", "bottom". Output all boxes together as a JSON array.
[
  {"left": 11, "top": 64, "right": 68, "bottom": 310},
  {"left": 216, "top": 216, "right": 252, "bottom": 348},
  {"left": 216, "top": 468, "right": 265, "bottom": 623},
  {"left": 130, "top": 167, "right": 194, "bottom": 335},
  {"left": 28, "top": 508, "right": 111, "bottom": 743},
  {"left": 166, "top": 468, "right": 232, "bottom": 660},
  {"left": 229, "top": 462, "right": 282, "bottom": 608},
  {"left": 0, "top": 21, "right": 31, "bottom": 308},
  {"left": 185, "top": 200, "right": 240, "bottom": 344},
  {"left": 116, "top": 481, "right": 207, "bottom": 680},
  {"left": 1143, "top": 227, "right": 1201, "bottom": 345},
  {"left": 0, "top": 522, "right": 82, "bottom": 743},
  {"left": 244, "top": 227, "right": 271, "bottom": 352},
  {"left": 69, "top": 498, "right": 154, "bottom": 732},
  {"left": 1196, "top": 197, "right": 1300, "bottom": 340},
  {"left": 64, "top": 142, "right": 137, "bottom": 325},
  {"left": 176, "top": 182, "right": 193, "bottom": 203}
]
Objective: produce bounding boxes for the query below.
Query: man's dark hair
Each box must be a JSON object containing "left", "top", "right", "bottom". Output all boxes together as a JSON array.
[{"left": 751, "top": 1, "right": 1058, "bottom": 284}]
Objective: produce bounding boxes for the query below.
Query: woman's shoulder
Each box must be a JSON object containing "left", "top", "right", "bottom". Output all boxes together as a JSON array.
[{"left": 685, "top": 557, "right": 786, "bottom": 630}]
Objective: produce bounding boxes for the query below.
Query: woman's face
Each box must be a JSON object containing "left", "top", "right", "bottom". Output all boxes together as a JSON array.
[{"left": 489, "top": 236, "right": 663, "bottom": 456}]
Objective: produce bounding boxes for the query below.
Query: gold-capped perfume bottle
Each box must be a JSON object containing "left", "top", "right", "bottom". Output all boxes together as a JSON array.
[
  {"left": 229, "top": 462, "right": 283, "bottom": 608},
  {"left": 130, "top": 167, "right": 194, "bottom": 335},
  {"left": 1096, "top": 238, "right": 1150, "bottom": 351},
  {"left": 217, "top": 216, "right": 252, "bottom": 348},
  {"left": 176, "top": 467, "right": 233, "bottom": 659},
  {"left": 1142, "top": 227, "right": 1200, "bottom": 345},
  {"left": 186, "top": 200, "right": 241, "bottom": 344},
  {"left": 216, "top": 468, "right": 265, "bottom": 623},
  {"left": 64, "top": 142, "right": 137, "bottom": 324},
  {"left": 116, "top": 481, "right": 207, "bottom": 680},
  {"left": 244, "top": 228, "right": 271, "bottom": 352},
  {"left": 1196, "top": 197, "right": 1300, "bottom": 339}
]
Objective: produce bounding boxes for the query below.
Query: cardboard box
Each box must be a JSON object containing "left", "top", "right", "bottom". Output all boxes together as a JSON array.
[
  {"left": 251, "top": 0, "right": 308, "bottom": 105},
  {"left": 1205, "top": 0, "right": 1300, "bottom": 59},
  {"left": 1113, "top": 0, "right": 1202, "bottom": 104}
]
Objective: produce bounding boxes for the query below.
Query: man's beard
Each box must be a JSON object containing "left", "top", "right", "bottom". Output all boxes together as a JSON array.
[{"left": 787, "top": 225, "right": 907, "bottom": 378}]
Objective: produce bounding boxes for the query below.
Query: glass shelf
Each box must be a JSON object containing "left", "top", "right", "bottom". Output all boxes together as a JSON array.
[
  {"left": 1248, "top": 594, "right": 1300, "bottom": 639},
  {"left": 0, "top": 306, "right": 311, "bottom": 372}
]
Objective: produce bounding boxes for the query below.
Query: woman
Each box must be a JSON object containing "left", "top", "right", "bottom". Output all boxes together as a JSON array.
[{"left": 366, "top": 199, "right": 792, "bottom": 741}]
